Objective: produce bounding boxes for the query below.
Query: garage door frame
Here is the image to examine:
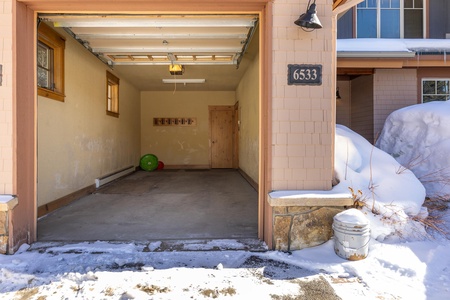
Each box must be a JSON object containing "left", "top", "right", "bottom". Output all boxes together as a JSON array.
[{"left": 12, "top": 0, "right": 273, "bottom": 251}]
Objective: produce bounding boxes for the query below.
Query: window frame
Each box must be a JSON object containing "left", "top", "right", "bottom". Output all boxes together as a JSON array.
[
  {"left": 421, "top": 78, "right": 450, "bottom": 103},
  {"left": 106, "top": 71, "right": 120, "bottom": 118},
  {"left": 37, "top": 22, "right": 65, "bottom": 102},
  {"left": 356, "top": 0, "right": 426, "bottom": 39}
]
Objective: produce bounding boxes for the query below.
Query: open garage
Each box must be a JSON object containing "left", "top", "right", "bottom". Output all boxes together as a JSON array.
[{"left": 35, "top": 13, "right": 261, "bottom": 242}]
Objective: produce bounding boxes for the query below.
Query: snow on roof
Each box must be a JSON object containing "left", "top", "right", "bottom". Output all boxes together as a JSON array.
[{"left": 337, "top": 38, "right": 450, "bottom": 57}]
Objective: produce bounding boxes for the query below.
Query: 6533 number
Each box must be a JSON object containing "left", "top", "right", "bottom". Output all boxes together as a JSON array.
[{"left": 288, "top": 64, "right": 322, "bottom": 85}]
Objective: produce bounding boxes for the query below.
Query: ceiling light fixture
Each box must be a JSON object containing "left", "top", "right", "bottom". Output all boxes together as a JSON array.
[
  {"left": 162, "top": 79, "right": 205, "bottom": 84},
  {"left": 294, "top": 0, "right": 323, "bottom": 31}
]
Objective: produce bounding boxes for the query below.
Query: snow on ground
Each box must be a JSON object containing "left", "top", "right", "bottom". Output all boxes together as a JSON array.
[
  {"left": 1, "top": 120, "right": 450, "bottom": 299},
  {"left": 376, "top": 100, "right": 450, "bottom": 199}
]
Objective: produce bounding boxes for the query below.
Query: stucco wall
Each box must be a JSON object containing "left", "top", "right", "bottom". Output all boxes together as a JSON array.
[
  {"left": 271, "top": 0, "right": 335, "bottom": 190},
  {"left": 0, "top": 0, "right": 13, "bottom": 194},
  {"left": 140, "top": 91, "right": 235, "bottom": 167},
  {"left": 373, "top": 69, "right": 418, "bottom": 140},
  {"left": 37, "top": 27, "right": 141, "bottom": 206},
  {"left": 236, "top": 53, "right": 259, "bottom": 183}
]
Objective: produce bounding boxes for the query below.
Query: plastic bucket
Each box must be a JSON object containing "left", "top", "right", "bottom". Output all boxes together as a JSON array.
[{"left": 332, "top": 209, "right": 370, "bottom": 261}]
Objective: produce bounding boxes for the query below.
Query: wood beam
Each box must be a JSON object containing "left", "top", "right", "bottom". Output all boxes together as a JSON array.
[{"left": 337, "top": 68, "right": 374, "bottom": 75}]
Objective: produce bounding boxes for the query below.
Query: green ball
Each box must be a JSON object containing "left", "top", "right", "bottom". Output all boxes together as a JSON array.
[{"left": 140, "top": 154, "right": 159, "bottom": 171}]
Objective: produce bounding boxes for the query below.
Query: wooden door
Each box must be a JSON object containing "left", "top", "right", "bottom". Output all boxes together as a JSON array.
[{"left": 210, "top": 106, "right": 235, "bottom": 168}]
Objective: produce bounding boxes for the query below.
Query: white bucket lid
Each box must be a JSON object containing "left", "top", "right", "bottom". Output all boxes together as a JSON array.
[{"left": 334, "top": 208, "right": 369, "bottom": 226}]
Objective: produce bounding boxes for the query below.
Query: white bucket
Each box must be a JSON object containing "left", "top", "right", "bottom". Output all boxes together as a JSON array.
[{"left": 332, "top": 209, "right": 370, "bottom": 261}]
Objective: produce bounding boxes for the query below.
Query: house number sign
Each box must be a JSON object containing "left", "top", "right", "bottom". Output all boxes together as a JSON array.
[{"left": 287, "top": 64, "right": 322, "bottom": 85}]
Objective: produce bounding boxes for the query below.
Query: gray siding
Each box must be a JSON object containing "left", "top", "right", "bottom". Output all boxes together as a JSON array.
[
  {"left": 429, "top": 0, "right": 450, "bottom": 38},
  {"left": 337, "top": 9, "right": 354, "bottom": 39},
  {"left": 350, "top": 75, "right": 374, "bottom": 143}
]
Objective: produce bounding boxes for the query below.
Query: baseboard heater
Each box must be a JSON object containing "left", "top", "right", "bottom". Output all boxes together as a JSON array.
[{"left": 95, "top": 165, "right": 135, "bottom": 188}]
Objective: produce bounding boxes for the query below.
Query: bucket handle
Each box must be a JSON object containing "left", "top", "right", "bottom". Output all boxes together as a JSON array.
[{"left": 336, "top": 237, "right": 371, "bottom": 252}]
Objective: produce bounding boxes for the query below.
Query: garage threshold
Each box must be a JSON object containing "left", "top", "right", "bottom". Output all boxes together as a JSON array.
[{"left": 37, "top": 169, "right": 260, "bottom": 249}]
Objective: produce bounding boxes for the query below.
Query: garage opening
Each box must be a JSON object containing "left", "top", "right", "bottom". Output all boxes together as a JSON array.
[{"left": 35, "top": 13, "right": 262, "bottom": 242}]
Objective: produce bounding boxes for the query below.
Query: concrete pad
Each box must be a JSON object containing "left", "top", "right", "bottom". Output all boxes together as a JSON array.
[{"left": 38, "top": 170, "right": 258, "bottom": 242}]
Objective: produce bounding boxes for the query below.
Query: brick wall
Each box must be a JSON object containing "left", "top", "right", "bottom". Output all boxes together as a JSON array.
[
  {"left": 271, "top": 0, "right": 335, "bottom": 191},
  {"left": 0, "top": 0, "right": 13, "bottom": 194},
  {"left": 373, "top": 69, "right": 418, "bottom": 140}
]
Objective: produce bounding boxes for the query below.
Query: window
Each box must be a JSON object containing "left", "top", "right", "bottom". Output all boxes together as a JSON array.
[
  {"left": 422, "top": 79, "right": 450, "bottom": 103},
  {"left": 37, "top": 23, "right": 65, "bottom": 101},
  {"left": 356, "top": 0, "right": 424, "bottom": 38},
  {"left": 106, "top": 71, "right": 119, "bottom": 117},
  {"left": 404, "top": 0, "right": 424, "bottom": 38},
  {"left": 37, "top": 42, "right": 53, "bottom": 89}
]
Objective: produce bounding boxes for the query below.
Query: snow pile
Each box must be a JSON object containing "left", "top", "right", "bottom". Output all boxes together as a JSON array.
[
  {"left": 333, "top": 208, "right": 369, "bottom": 226},
  {"left": 376, "top": 100, "right": 450, "bottom": 199},
  {"left": 334, "top": 125, "right": 427, "bottom": 241}
]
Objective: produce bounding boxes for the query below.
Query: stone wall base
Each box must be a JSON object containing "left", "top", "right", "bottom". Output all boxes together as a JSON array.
[
  {"left": 273, "top": 206, "right": 346, "bottom": 252},
  {"left": 0, "top": 196, "right": 18, "bottom": 254}
]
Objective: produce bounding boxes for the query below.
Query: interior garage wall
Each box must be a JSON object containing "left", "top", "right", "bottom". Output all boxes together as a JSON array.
[
  {"left": 140, "top": 91, "right": 235, "bottom": 167},
  {"left": 236, "top": 53, "right": 259, "bottom": 184},
  {"left": 37, "top": 27, "right": 141, "bottom": 206}
]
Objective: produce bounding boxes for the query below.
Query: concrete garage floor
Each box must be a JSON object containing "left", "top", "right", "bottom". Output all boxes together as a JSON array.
[{"left": 37, "top": 169, "right": 259, "bottom": 242}]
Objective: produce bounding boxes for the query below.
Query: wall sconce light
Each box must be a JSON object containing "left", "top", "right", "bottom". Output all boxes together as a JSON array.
[
  {"left": 294, "top": 0, "right": 323, "bottom": 31},
  {"left": 336, "top": 87, "right": 342, "bottom": 100}
]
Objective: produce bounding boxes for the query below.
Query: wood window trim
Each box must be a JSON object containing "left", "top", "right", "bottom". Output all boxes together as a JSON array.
[
  {"left": 37, "top": 22, "right": 65, "bottom": 102},
  {"left": 106, "top": 71, "right": 120, "bottom": 118}
]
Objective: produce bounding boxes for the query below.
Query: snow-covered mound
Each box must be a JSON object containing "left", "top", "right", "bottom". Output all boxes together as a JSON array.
[
  {"left": 335, "top": 125, "right": 426, "bottom": 241},
  {"left": 376, "top": 100, "right": 450, "bottom": 199}
]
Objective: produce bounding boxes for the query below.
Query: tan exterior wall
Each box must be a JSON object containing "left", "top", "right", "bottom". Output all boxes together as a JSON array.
[
  {"left": 374, "top": 69, "right": 418, "bottom": 140},
  {"left": 336, "top": 80, "right": 351, "bottom": 127},
  {"left": 271, "top": 0, "right": 335, "bottom": 190},
  {"left": 140, "top": 91, "right": 235, "bottom": 167},
  {"left": 0, "top": 0, "right": 13, "bottom": 195},
  {"left": 236, "top": 53, "right": 260, "bottom": 183},
  {"left": 350, "top": 75, "right": 374, "bottom": 142},
  {"left": 37, "top": 27, "right": 141, "bottom": 206}
]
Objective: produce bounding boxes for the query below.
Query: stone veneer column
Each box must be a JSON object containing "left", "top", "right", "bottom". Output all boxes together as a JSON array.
[
  {"left": 0, "top": 196, "right": 18, "bottom": 254},
  {"left": 273, "top": 206, "right": 345, "bottom": 251},
  {"left": 270, "top": 0, "right": 338, "bottom": 250}
]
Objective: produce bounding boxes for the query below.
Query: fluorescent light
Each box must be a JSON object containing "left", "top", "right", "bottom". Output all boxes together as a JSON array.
[{"left": 162, "top": 79, "right": 205, "bottom": 84}]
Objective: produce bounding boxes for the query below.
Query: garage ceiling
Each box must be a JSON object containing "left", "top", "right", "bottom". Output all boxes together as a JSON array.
[{"left": 39, "top": 14, "right": 260, "bottom": 91}]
